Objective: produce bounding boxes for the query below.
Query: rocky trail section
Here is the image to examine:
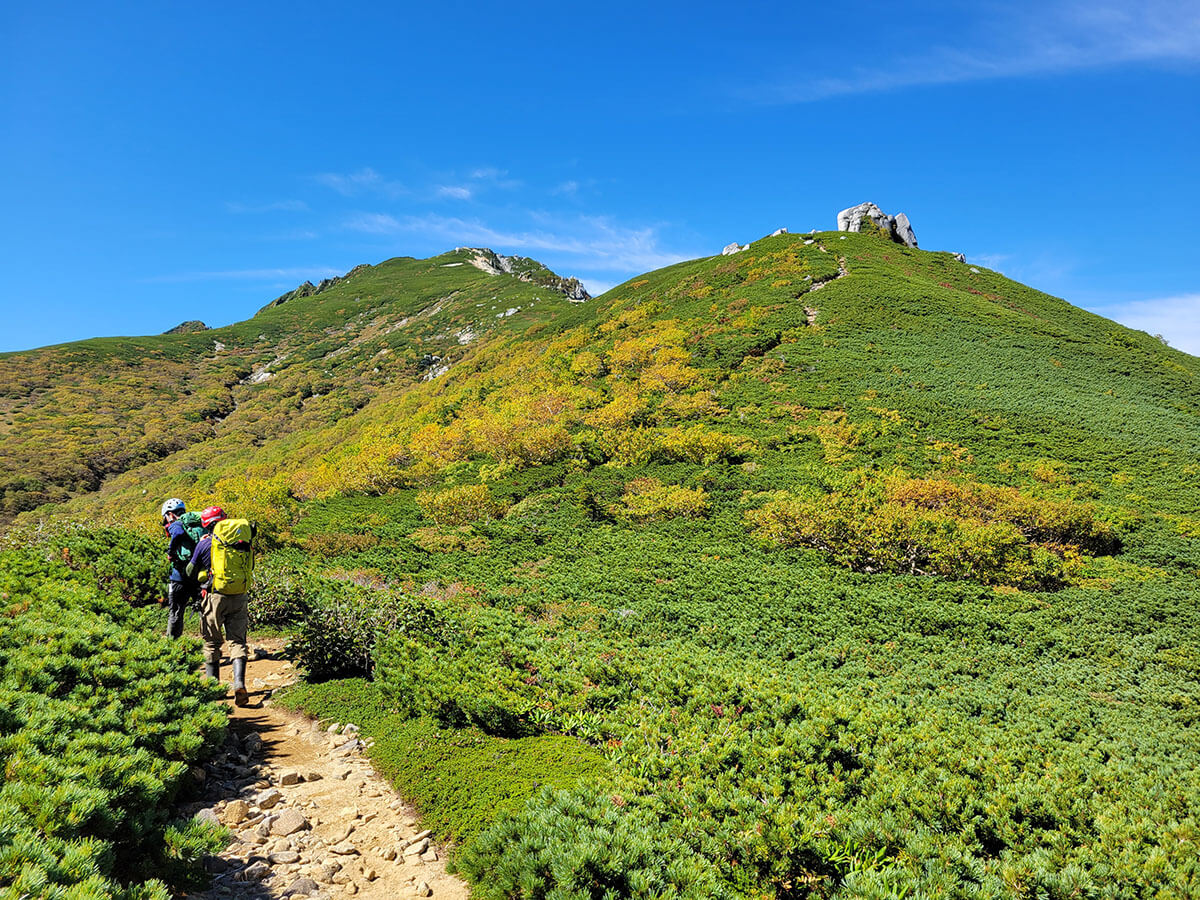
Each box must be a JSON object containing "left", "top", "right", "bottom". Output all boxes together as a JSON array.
[
  {"left": 179, "top": 648, "right": 468, "bottom": 900},
  {"left": 809, "top": 254, "right": 849, "bottom": 292}
]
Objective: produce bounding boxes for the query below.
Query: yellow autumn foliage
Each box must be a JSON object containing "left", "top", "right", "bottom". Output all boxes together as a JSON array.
[{"left": 416, "top": 483, "right": 505, "bottom": 526}]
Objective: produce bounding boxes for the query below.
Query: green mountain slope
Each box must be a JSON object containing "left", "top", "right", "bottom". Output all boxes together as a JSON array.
[
  {"left": 3, "top": 229, "right": 1199, "bottom": 898},
  {"left": 0, "top": 249, "right": 593, "bottom": 519}
]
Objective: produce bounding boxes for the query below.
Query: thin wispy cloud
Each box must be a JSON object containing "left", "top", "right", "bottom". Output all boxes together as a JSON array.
[
  {"left": 1097, "top": 293, "right": 1200, "bottom": 356},
  {"left": 140, "top": 266, "right": 343, "bottom": 284},
  {"left": 754, "top": 0, "right": 1200, "bottom": 103},
  {"left": 225, "top": 200, "right": 309, "bottom": 214},
  {"left": 464, "top": 167, "right": 522, "bottom": 191},
  {"left": 262, "top": 229, "right": 319, "bottom": 241},
  {"left": 436, "top": 185, "right": 473, "bottom": 200},
  {"left": 313, "top": 167, "right": 407, "bottom": 198},
  {"left": 346, "top": 213, "right": 403, "bottom": 234},
  {"left": 553, "top": 180, "right": 580, "bottom": 197},
  {"left": 344, "top": 211, "right": 695, "bottom": 274}
]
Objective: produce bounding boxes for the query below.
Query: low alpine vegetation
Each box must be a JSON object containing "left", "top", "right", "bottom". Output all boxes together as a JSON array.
[{"left": 0, "top": 548, "right": 226, "bottom": 899}]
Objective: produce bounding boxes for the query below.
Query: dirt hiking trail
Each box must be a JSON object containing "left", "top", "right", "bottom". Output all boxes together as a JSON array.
[{"left": 178, "top": 641, "right": 470, "bottom": 900}]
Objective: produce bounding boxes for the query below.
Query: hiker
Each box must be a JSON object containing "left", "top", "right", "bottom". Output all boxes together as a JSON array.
[
  {"left": 161, "top": 498, "right": 202, "bottom": 639},
  {"left": 187, "top": 506, "right": 257, "bottom": 706}
]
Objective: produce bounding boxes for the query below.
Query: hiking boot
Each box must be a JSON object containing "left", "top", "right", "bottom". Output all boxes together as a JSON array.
[
  {"left": 204, "top": 661, "right": 220, "bottom": 681},
  {"left": 232, "top": 658, "right": 249, "bottom": 707}
]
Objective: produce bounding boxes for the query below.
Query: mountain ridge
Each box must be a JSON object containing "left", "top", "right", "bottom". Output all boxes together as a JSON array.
[{"left": 2, "top": 230, "right": 1197, "bottom": 527}]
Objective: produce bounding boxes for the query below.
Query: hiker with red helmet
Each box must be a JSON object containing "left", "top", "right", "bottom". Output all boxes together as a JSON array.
[{"left": 187, "top": 505, "right": 257, "bottom": 706}]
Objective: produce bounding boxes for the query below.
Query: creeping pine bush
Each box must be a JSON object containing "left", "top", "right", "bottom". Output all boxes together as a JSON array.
[
  {"left": 0, "top": 548, "right": 226, "bottom": 899},
  {"left": 376, "top": 605, "right": 546, "bottom": 736},
  {"left": 3, "top": 523, "right": 167, "bottom": 605},
  {"left": 459, "top": 787, "right": 720, "bottom": 900}
]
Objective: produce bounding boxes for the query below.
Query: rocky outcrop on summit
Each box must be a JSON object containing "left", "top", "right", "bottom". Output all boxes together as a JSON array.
[
  {"left": 264, "top": 264, "right": 371, "bottom": 312},
  {"left": 836, "top": 203, "right": 918, "bottom": 248},
  {"left": 163, "top": 320, "right": 210, "bottom": 334},
  {"left": 460, "top": 248, "right": 590, "bottom": 302},
  {"left": 892, "top": 213, "right": 917, "bottom": 248}
]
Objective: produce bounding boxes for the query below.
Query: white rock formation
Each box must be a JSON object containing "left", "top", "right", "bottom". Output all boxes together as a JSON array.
[
  {"left": 836, "top": 202, "right": 918, "bottom": 248},
  {"left": 893, "top": 213, "right": 917, "bottom": 248}
]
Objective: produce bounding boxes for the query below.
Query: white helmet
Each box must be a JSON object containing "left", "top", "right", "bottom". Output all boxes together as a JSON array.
[{"left": 161, "top": 498, "right": 186, "bottom": 518}]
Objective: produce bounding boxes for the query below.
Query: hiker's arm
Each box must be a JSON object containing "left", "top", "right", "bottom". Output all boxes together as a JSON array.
[
  {"left": 166, "top": 525, "right": 188, "bottom": 567},
  {"left": 188, "top": 539, "right": 211, "bottom": 583}
]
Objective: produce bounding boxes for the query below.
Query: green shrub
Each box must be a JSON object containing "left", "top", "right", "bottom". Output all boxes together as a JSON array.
[
  {"left": 375, "top": 605, "right": 544, "bottom": 736},
  {"left": 459, "top": 787, "right": 719, "bottom": 899},
  {"left": 287, "top": 583, "right": 397, "bottom": 679},
  {"left": 287, "top": 579, "right": 449, "bottom": 681},
  {"left": 247, "top": 556, "right": 311, "bottom": 629},
  {"left": 5, "top": 523, "right": 167, "bottom": 605}
]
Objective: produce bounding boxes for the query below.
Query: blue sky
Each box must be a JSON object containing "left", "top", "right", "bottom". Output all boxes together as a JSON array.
[{"left": 2, "top": 0, "right": 1198, "bottom": 353}]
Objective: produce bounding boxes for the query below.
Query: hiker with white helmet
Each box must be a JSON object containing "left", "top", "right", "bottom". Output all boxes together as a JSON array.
[{"left": 160, "top": 498, "right": 202, "bottom": 639}]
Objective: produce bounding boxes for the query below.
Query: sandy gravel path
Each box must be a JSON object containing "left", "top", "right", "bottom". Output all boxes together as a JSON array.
[{"left": 178, "top": 644, "right": 470, "bottom": 900}]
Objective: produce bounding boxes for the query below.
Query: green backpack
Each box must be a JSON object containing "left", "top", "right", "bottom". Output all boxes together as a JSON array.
[
  {"left": 211, "top": 518, "right": 256, "bottom": 594},
  {"left": 177, "top": 511, "right": 205, "bottom": 563}
]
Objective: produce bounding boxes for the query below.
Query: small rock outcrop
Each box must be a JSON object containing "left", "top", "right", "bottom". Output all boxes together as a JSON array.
[
  {"left": 721, "top": 242, "right": 749, "bottom": 256},
  {"left": 836, "top": 203, "right": 918, "bottom": 248},
  {"left": 263, "top": 264, "right": 371, "bottom": 312},
  {"left": 163, "top": 320, "right": 209, "bottom": 334}
]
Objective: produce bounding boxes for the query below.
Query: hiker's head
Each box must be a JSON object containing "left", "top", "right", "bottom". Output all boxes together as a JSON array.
[
  {"left": 200, "top": 506, "right": 226, "bottom": 530},
  {"left": 160, "top": 498, "right": 185, "bottom": 523}
]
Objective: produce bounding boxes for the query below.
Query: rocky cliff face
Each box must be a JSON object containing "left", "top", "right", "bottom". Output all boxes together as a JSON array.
[
  {"left": 836, "top": 202, "right": 918, "bottom": 248},
  {"left": 461, "top": 248, "right": 591, "bottom": 302}
]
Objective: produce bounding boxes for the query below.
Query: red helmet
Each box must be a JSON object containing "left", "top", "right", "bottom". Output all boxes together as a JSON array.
[{"left": 200, "top": 506, "right": 226, "bottom": 528}]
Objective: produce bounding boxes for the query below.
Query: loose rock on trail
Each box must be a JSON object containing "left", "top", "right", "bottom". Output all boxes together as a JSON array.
[{"left": 178, "top": 643, "right": 469, "bottom": 900}]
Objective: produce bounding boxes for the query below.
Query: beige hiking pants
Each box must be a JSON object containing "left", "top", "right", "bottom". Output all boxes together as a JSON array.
[{"left": 201, "top": 590, "right": 249, "bottom": 665}]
